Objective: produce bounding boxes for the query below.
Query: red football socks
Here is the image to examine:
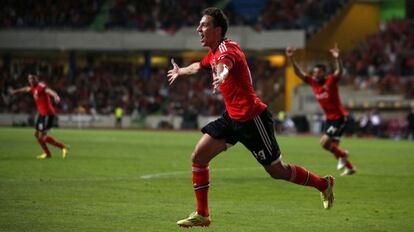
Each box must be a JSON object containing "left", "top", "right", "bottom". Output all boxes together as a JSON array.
[
  {"left": 45, "top": 136, "right": 65, "bottom": 149},
  {"left": 330, "top": 142, "right": 354, "bottom": 169},
  {"left": 37, "top": 138, "right": 51, "bottom": 156},
  {"left": 192, "top": 163, "right": 210, "bottom": 217},
  {"left": 288, "top": 165, "right": 327, "bottom": 192},
  {"left": 329, "top": 142, "right": 346, "bottom": 159}
]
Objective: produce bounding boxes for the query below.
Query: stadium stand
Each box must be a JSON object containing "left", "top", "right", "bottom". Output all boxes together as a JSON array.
[
  {"left": 0, "top": 0, "right": 102, "bottom": 29},
  {"left": 1, "top": 56, "right": 280, "bottom": 117},
  {"left": 105, "top": 0, "right": 208, "bottom": 32},
  {"left": 254, "top": 0, "right": 348, "bottom": 34},
  {"left": 343, "top": 19, "right": 414, "bottom": 97},
  {"left": 0, "top": 0, "right": 349, "bottom": 35},
  {"left": 105, "top": 0, "right": 349, "bottom": 36}
]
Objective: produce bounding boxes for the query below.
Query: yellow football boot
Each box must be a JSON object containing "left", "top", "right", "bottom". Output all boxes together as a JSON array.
[
  {"left": 320, "top": 175, "right": 335, "bottom": 209},
  {"left": 62, "top": 147, "right": 69, "bottom": 159},
  {"left": 36, "top": 153, "right": 51, "bottom": 160}
]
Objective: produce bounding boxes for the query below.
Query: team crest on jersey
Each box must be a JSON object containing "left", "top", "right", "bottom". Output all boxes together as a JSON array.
[{"left": 218, "top": 55, "right": 226, "bottom": 61}]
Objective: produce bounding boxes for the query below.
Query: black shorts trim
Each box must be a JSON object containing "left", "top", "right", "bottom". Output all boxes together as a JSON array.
[
  {"left": 201, "top": 109, "right": 281, "bottom": 166},
  {"left": 36, "top": 115, "right": 55, "bottom": 132}
]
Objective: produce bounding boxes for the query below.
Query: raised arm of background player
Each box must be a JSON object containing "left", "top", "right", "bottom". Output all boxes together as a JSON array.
[
  {"left": 10, "top": 86, "right": 31, "bottom": 95},
  {"left": 167, "top": 58, "right": 229, "bottom": 89},
  {"left": 329, "top": 43, "right": 343, "bottom": 80},
  {"left": 10, "top": 85, "right": 61, "bottom": 104},
  {"left": 285, "top": 46, "right": 308, "bottom": 82}
]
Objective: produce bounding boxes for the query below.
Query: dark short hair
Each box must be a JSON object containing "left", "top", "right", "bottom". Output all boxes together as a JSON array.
[
  {"left": 314, "top": 64, "right": 327, "bottom": 72},
  {"left": 202, "top": 7, "right": 228, "bottom": 38}
]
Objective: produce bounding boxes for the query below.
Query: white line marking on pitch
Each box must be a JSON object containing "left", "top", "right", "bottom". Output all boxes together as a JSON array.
[{"left": 140, "top": 167, "right": 260, "bottom": 179}]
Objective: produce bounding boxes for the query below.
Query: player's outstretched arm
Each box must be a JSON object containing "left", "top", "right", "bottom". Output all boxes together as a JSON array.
[
  {"left": 45, "top": 88, "right": 60, "bottom": 104},
  {"left": 10, "top": 86, "right": 31, "bottom": 95},
  {"left": 167, "top": 58, "right": 201, "bottom": 85},
  {"left": 330, "top": 43, "right": 343, "bottom": 80},
  {"left": 285, "top": 46, "right": 307, "bottom": 81}
]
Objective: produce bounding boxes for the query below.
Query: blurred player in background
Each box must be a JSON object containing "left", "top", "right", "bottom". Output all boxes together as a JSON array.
[
  {"left": 11, "top": 74, "right": 68, "bottom": 160},
  {"left": 167, "top": 7, "right": 335, "bottom": 228},
  {"left": 286, "top": 44, "right": 356, "bottom": 176}
]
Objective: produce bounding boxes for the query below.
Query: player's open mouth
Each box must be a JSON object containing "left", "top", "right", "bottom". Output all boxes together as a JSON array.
[{"left": 200, "top": 34, "right": 205, "bottom": 43}]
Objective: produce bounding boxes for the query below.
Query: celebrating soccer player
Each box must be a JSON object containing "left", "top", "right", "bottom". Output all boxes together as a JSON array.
[
  {"left": 286, "top": 44, "right": 356, "bottom": 176},
  {"left": 167, "top": 7, "right": 335, "bottom": 228},
  {"left": 11, "top": 73, "right": 69, "bottom": 160}
]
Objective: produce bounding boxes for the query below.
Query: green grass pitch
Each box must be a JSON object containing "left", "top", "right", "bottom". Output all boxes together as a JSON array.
[{"left": 0, "top": 127, "right": 413, "bottom": 232}]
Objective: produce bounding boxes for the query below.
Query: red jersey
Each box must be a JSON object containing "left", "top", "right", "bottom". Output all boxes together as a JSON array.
[
  {"left": 200, "top": 39, "right": 266, "bottom": 121},
  {"left": 304, "top": 75, "right": 348, "bottom": 120},
  {"left": 31, "top": 82, "right": 55, "bottom": 116}
]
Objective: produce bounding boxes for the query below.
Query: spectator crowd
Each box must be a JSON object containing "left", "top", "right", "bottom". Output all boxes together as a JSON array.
[
  {"left": 0, "top": 0, "right": 102, "bottom": 29},
  {"left": 0, "top": 56, "right": 281, "bottom": 120},
  {"left": 1, "top": 0, "right": 348, "bottom": 36},
  {"left": 343, "top": 19, "right": 414, "bottom": 98}
]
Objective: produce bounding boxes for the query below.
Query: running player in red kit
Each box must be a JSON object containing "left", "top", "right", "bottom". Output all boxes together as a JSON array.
[
  {"left": 286, "top": 44, "right": 356, "bottom": 176},
  {"left": 11, "top": 74, "right": 68, "bottom": 160},
  {"left": 167, "top": 8, "right": 335, "bottom": 228}
]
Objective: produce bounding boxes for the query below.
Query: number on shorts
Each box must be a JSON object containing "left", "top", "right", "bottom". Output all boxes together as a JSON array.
[
  {"left": 253, "top": 150, "right": 266, "bottom": 161},
  {"left": 327, "top": 126, "right": 337, "bottom": 134}
]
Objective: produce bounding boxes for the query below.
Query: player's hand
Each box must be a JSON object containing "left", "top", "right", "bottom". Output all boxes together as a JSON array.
[
  {"left": 285, "top": 46, "right": 296, "bottom": 57},
  {"left": 9, "top": 89, "right": 16, "bottom": 95},
  {"left": 330, "top": 43, "right": 340, "bottom": 58},
  {"left": 167, "top": 58, "right": 180, "bottom": 85},
  {"left": 212, "top": 76, "right": 225, "bottom": 93},
  {"left": 54, "top": 96, "right": 60, "bottom": 104},
  {"left": 212, "top": 74, "right": 225, "bottom": 87}
]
